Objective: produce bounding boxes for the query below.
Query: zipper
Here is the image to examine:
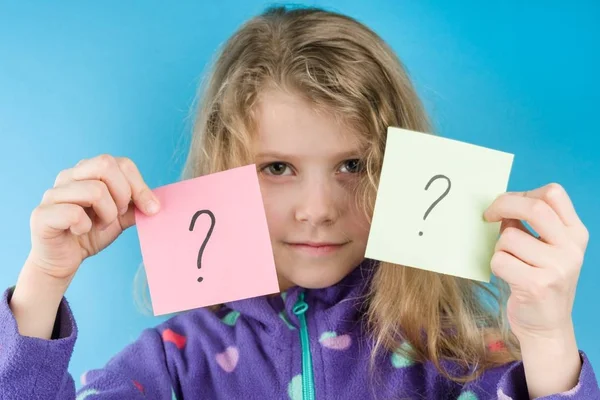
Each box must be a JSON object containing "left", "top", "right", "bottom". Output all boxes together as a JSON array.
[{"left": 292, "top": 291, "right": 316, "bottom": 400}]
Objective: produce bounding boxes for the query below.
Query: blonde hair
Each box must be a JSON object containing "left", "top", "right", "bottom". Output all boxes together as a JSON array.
[{"left": 135, "top": 5, "right": 521, "bottom": 385}]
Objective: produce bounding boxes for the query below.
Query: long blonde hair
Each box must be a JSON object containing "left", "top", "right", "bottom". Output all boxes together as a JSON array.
[{"left": 135, "top": 5, "right": 521, "bottom": 384}]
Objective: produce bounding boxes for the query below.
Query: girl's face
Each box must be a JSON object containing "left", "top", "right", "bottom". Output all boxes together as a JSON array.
[{"left": 253, "top": 89, "right": 370, "bottom": 291}]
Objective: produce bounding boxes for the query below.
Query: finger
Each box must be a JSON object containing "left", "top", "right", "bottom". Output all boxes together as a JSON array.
[
  {"left": 499, "top": 218, "right": 532, "bottom": 236},
  {"left": 41, "top": 180, "right": 118, "bottom": 230},
  {"left": 495, "top": 227, "right": 560, "bottom": 270},
  {"left": 490, "top": 250, "right": 539, "bottom": 287},
  {"left": 515, "top": 183, "right": 582, "bottom": 228},
  {"left": 484, "top": 194, "right": 567, "bottom": 246},
  {"left": 512, "top": 184, "right": 588, "bottom": 249},
  {"left": 54, "top": 155, "right": 133, "bottom": 215},
  {"left": 117, "top": 202, "right": 138, "bottom": 231},
  {"left": 115, "top": 157, "right": 160, "bottom": 215},
  {"left": 32, "top": 203, "right": 93, "bottom": 238}
]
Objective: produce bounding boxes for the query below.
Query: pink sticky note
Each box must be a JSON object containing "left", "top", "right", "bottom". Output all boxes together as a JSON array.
[{"left": 135, "top": 164, "right": 279, "bottom": 316}]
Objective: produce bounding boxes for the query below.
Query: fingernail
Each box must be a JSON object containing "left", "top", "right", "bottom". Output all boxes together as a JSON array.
[
  {"left": 146, "top": 199, "right": 159, "bottom": 214},
  {"left": 119, "top": 206, "right": 129, "bottom": 216}
]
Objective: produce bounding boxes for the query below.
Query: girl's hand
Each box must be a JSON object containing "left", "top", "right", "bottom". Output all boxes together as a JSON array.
[
  {"left": 483, "top": 183, "right": 589, "bottom": 341},
  {"left": 27, "top": 154, "right": 161, "bottom": 282}
]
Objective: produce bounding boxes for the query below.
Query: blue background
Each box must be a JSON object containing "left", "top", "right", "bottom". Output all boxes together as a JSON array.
[{"left": 1, "top": 0, "right": 598, "bottom": 390}]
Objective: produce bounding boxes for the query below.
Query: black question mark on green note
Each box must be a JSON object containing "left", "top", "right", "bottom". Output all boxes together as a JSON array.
[
  {"left": 419, "top": 175, "right": 451, "bottom": 236},
  {"left": 189, "top": 210, "right": 216, "bottom": 282}
]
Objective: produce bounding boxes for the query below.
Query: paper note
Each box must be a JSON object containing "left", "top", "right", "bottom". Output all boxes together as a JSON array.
[
  {"left": 135, "top": 164, "right": 279, "bottom": 315},
  {"left": 365, "top": 127, "right": 514, "bottom": 282}
]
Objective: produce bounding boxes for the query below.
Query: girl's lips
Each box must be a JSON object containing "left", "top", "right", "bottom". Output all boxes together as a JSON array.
[{"left": 286, "top": 242, "right": 347, "bottom": 256}]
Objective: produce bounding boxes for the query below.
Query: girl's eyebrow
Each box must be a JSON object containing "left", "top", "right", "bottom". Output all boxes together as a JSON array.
[{"left": 255, "top": 150, "right": 363, "bottom": 160}]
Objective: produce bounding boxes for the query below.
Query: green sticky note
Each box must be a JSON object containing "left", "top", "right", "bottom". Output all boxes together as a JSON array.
[{"left": 365, "top": 127, "right": 514, "bottom": 282}]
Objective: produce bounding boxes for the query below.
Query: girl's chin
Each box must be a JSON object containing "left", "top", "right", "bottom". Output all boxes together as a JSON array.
[{"left": 275, "top": 267, "right": 352, "bottom": 292}]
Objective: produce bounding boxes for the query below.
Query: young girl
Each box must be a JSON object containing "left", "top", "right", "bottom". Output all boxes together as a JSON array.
[{"left": 2, "top": 6, "right": 598, "bottom": 400}]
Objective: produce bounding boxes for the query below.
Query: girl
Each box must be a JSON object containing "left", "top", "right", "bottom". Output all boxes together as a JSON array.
[{"left": 2, "top": 6, "right": 598, "bottom": 400}]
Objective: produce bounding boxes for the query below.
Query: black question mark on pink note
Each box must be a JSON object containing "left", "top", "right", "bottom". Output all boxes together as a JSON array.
[
  {"left": 189, "top": 210, "right": 216, "bottom": 282},
  {"left": 419, "top": 174, "right": 451, "bottom": 236}
]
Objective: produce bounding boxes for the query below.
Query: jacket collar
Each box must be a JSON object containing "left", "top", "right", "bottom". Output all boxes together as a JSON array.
[{"left": 223, "top": 259, "right": 377, "bottom": 335}]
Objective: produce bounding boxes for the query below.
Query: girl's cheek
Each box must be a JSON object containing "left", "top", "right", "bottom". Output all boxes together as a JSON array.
[{"left": 260, "top": 187, "right": 291, "bottom": 221}]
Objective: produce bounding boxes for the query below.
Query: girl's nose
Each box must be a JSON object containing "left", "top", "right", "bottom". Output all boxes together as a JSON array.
[{"left": 295, "top": 180, "right": 338, "bottom": 226}]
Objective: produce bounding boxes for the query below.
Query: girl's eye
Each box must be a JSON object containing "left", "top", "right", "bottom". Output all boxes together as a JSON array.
[
  {"left": 264, "top": 162, "right": 292, "bottom": 176},
  {"left": 339, "top": 159, "right": 363, "bottom": 174}
]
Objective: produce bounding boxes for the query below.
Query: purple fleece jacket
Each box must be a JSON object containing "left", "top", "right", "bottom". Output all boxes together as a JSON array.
[{"left": 0, "top": 261, "right": 598, "bottom": 399}]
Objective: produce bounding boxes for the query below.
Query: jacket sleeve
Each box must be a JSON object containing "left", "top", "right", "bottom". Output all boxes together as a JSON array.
[
  {"left": 495, "top": 350, "right": 599, "bottom": 399},
  {"left": 0, "top": 286, "right": 177, "bottom": 400},
  {"left": 455, "top": 350, "right": 599, "bottom": 399}
]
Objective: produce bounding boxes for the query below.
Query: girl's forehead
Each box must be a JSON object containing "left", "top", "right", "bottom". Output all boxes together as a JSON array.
[{"left": 252, "top": 89, "right": 364, "bottom": 148}]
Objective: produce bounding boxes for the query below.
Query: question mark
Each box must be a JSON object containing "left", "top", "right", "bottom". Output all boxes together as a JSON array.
[
  {"left": 419, "top": 174, "right": 451, "bottom": 236},
  {"left": 189, "top": 209, "right": 216, "bottom": 282}
]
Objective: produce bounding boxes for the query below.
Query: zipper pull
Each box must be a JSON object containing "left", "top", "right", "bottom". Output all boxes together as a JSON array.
[{"left": 292, "top": 292, "right": 309, "bottom": 316}]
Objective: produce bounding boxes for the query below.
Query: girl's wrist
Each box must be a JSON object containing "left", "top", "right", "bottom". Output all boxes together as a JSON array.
[
  {"left": 515, "top": 321, "right": 577, "bottom": 345},
  {"left": 9, "top": 259, "right": 72, "bottom": 339},
  {"left": 518, "top": 323, "right": 582, "bottom": 398}
]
